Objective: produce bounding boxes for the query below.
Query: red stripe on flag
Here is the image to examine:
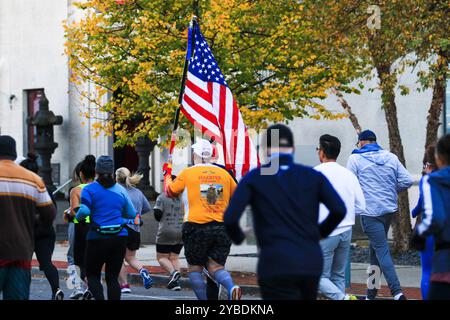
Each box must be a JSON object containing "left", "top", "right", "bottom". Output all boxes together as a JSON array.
[
  {"left": 186, "top": 79, "right": 212, "bottom": 104},
  {"left": 232, "top": 99, "right": 239, "bottom": 166},
  {"left": 218, "top": 85, "right": 230, "bottom": 167},
  {"left": 180, "top": 107, "right": 221, "bottom": 141},
  {"left": 183, "top": 94, "right": 218, "bottom": 126}
]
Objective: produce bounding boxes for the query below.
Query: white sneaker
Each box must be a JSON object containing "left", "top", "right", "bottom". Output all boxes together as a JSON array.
[
  {"left": 54, "top": 289, "right": 64, "bottom": 300},
  {"left": 69, "top": 288, "right": 84, "bottom": 300},
  {"left": 167, "top": 271, "right": 181, "bottom": 289},
  {"left": 121, "top": 284, "right": 131, "bottom": 293},
  {"left": 229, "top": 285, "right": 242, "bottom": 300},
  {"left": 82, "top": 289, "right": 93, "bottom": 300}
]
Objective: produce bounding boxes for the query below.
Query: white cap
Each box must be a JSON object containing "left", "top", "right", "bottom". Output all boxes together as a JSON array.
[{"left": 192, "top": 139, "right": 213, "bottom": 158}]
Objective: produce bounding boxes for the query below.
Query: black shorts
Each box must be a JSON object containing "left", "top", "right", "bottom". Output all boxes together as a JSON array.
[
  {"left": 125, "top": 226, "right": 141, "bottom": 251},
  {"left": 182, "top": 222, "right": 231, "bottom": 266},
  {"left": 156, "top": 244, "right": 183, "bottom": 255},
  {"left": 74, "top": 222, "right": 89, "bottom": 268}
]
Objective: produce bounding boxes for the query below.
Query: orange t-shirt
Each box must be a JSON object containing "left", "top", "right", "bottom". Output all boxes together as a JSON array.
[{"left": 167, "top": 164, "right": 237, "bottom": 224}]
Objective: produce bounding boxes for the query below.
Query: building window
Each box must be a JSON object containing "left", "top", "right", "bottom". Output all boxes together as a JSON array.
[{"left": 25, "top": 89, "right": 44, "bottom": 154}]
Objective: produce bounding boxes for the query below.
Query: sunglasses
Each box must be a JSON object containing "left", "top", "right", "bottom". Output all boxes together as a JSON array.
[{"left": 423, "top": 162, "right": 433, "bottom": 169}]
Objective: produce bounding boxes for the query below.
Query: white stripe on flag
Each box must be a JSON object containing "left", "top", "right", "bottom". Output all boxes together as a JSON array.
[
  {"left": 187, "top": 72, "right": 208, "bottom": 91},
  {"left": 183, "top": 85, "right": 216, "bottom": 116},
  {"left": 181, "top": 99, "right": 222, "bottom": 137}
]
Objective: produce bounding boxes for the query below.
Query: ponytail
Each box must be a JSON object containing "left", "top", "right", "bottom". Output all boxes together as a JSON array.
[
  {"left": 126, "top": 173, "right": 143, "bottom": 188},
  {"left": 115, "top": 167, "right": 142, "bottom": 188}
]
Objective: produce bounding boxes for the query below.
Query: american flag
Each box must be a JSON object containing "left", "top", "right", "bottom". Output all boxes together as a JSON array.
[{"left": 180, "top": 22, "right": 259, "bottom": 179}]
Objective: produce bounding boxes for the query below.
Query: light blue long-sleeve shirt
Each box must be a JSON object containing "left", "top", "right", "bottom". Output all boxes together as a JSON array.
[{"left": 347, "top": 143, "right": 413, "bottom": 217}]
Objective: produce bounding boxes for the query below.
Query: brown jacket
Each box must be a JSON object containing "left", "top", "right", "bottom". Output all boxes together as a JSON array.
[{"left": 0, "top": 160, "right": 56, "bottom": 261}]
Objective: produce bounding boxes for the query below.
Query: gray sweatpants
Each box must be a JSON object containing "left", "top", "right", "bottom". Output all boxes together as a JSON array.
[
  {"left": 67, "top": 222, "right": 75, "bottom": 266},
  {"left": 361, "top": 213, "right": 402, "bottom": 299}
]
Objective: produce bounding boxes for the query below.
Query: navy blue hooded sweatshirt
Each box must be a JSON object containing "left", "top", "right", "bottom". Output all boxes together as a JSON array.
[
  {"left": 417, "top": 166, "right": 450, "bottom": 274},
  {"left": 223, "top": 154, "right": 346, "bottom": 280}
]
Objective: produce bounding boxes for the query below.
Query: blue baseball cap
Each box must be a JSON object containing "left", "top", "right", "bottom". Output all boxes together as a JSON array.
[
  {"left": 95, "top": 155, "right": 114, "bottom": 174},
  {"left": 358, "top": 130, "right": 377, "bottom": 142}
]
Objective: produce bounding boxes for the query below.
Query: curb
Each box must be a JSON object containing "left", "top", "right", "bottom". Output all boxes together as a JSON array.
[
  {"left": 31, "top": 267, "right": 261, "bottom": 296},
  {"left": 32, "top": 267, "right": 416, "bottom": 300}
]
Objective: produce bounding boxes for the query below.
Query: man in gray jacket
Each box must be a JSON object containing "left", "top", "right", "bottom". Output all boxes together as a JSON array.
[{"left": 347, "top": 130, "right": 413, "bottom": 300}]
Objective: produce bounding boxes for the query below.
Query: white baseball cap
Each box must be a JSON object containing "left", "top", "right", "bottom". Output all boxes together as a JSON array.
[{"left": 192, "top": 139, "right": 213, "bottom": 158}]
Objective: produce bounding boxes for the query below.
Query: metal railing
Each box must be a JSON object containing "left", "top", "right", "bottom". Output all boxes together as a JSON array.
[{"left": 52, "top": 179, "right": 72, "bottom": 196}]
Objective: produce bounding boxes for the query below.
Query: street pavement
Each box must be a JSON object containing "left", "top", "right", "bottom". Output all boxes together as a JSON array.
[
  {"left": 44, "top": 243, "right": 423, "bottom": 286},
  {"left": 29, "top": 242, "right": 423, "bottom": 300},
  {"left": 46, "top": 242, "right": 422, "bottom": 285},
  {"left": 29, "top": 276, "right": 259, "bottom": 300}
]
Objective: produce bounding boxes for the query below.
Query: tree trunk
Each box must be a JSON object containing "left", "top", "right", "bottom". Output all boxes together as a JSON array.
[
  {"left": 377, "top": 65, "right": 412, "bottom": 252},
  {"left": 423, "top": 54, "right": 447, "bottom": 163},
  {"left": 415, "top": 54, "right": 448, "bottom": 228},
  {"left": 332, "top": 88, "right": 362, "bottom": 133}
]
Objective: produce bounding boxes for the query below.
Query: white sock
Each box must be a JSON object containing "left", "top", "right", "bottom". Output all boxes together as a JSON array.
[{"left": 394, "top": 293, "right": 403, "bottom": 300}]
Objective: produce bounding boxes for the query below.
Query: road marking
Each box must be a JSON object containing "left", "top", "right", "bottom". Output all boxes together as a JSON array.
[{"left": 122, "top": 293, "right": 196, "bottom": 300}]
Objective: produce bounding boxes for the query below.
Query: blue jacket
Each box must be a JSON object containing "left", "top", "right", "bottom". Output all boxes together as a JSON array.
[
  {"left": 223, "top": 154, "right": 346, "bottom": 279},
  {"left": 416, "top": 166, "right": 450, "bottom": 274},
  {"left": 347, "top": 143, "right": 413, "bottom": 217},
  {"left": 76, "top": 181, "right": 137, "bottom": 240}
]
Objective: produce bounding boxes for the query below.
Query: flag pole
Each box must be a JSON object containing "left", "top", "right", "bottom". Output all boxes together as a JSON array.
[{"left": 169, "top": 16, "right": 197, "bottom": 158}]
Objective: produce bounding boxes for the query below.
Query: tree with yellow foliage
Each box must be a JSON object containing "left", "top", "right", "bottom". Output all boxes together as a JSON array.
[
  {"left": 65, "top": 0, "right": 360, "bottom": 147},
  {"left": 304, "top": 0, "right": 449, "bottom": 251}
]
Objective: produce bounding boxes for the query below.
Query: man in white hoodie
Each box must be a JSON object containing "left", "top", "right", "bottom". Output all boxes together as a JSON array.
[{"left": 315, "top": 134, "right": 366, "bottom": 300}]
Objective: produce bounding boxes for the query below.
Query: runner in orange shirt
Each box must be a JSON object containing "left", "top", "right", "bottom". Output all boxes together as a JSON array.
[{"left": 163, "top": 139, "right": 241, "bottom": 300}]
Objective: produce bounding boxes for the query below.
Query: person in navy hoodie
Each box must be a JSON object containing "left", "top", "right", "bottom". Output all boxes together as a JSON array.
[
  {"left": 411, "top": 145, "right": 437, "bottom": 299},
  {"left": 76, "top": 156, "right": 137, "bottom": 300},
  {"left": 411, "top": 134, "right": 450, "bottom": 300},
  {"left": 223, "top": 124, "right": 346, "bottom": 300}
]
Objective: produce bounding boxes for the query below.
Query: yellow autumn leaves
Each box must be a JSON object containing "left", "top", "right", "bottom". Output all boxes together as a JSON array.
[{"left": 65, "top": 0, "right": 355, "bottom": 147}]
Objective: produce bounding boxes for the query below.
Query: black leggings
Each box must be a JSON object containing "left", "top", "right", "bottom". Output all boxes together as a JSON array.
[
  {"left": 258, "top": 275, "right": 320, "bottom": 300},
  {"left": 34, "top": 230, "right": 59, "bottom": 296},
  {"left": 428, "top": 281, "right": 450, "bottom": 300},
  {"left": 74, "top": 223, "right": 90, "bottom": 280},
  {"left": 85, "top": 237, "right": 127, "bottom": 300},
  {"left": 206, "top": 276, "right": 220, "bottom": 300}
]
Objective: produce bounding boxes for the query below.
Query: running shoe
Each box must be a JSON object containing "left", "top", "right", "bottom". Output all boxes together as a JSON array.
[
  {"left": 53, "top": 289, "right": 64, "bottom": 300},
  {"left": 167, "top": 271, "right": 181, "bottom": 288},
  {"left": 81, "top": 289, "right": 93, "bottom": 300},
  {"left": 140, "top": 268, "right": 153, "bottom": 289},
  {"left": 229, "top": 285, "right": 242, "bottom": 300},
  {"left": 344, "top": 294, "right": 358, "bottom": 300},
  {"left": 395, "top": 293, "right": 407, "bottom": 300},
  {"left": 168, "top": 279, "right": 181, "bottom": 291},
  {"left": 121, "top": 283, "right": 131, "bottom": 293},
  {"left": 69, "top": 287, "right": 84, "bottom": 300}
]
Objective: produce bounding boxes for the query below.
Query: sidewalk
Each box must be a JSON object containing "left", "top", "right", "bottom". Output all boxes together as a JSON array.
[{"left": 35, "top": 242, "right": 423, "bottom": 299}]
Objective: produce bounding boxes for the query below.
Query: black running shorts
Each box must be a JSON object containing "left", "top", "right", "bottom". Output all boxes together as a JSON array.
[
  {"left": 125, "top": 226, "right": 141, "bottom": 251},
  {"left": 182, "top": 222, "right": 232, "bottom": 267},
  {"left": 156, "top": 244, "right": 184, "bottom": 255}
]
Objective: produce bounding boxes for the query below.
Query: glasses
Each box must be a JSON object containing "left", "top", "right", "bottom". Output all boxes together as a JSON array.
[{"left": 423, "top": 162, "right": 433, "bottom": 169}]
